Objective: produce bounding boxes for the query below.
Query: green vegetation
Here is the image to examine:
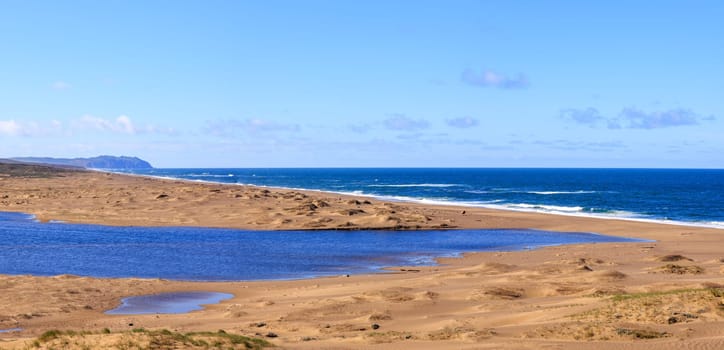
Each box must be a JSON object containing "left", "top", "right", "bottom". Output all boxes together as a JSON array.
[
  {"left": 656, "top": 264, "right": 704, "bottom": 274},
  {"left": 186, "top": 331, "right": 272, "bottom": 348},
  {"left": 710, "top": 287, "right": 724, "bottom": 298},
  {"left": 28, "top": 328, "right": 273, "bottom": 350},
  {"left": 37, "top": 330, "right": 63, "bottom": 343},
  {"left": 610, "top": 288, "right": 704, "bottom": 302},
  {"left": 615, "top": 328, "right": 669, "bottom": 339},
  {"left": 0, "top": 162, "right": 75, "bottom": 178}
]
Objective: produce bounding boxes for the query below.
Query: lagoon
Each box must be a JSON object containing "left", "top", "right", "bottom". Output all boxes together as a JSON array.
[{"left": 0, "top": 211, "right": 643, "bottom": 281}]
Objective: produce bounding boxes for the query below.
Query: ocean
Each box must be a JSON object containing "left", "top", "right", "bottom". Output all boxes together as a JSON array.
[{"left": 118, "top": 168, "right": 724, "bottom": 229}]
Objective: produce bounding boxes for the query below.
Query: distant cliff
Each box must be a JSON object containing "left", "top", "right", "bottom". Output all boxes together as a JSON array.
[{"left": 11, "top": 156, "right": 153, "bottom": 169}]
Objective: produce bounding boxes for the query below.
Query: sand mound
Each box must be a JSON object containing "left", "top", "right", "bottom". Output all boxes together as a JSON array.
[
  {"left": 481, "top": 287, "right": 525, "bottom": 300},
  {"left": 656, "top": 254, "right": 694, "bottom": 262},
  {"left": 655, "top": 264, "right": 704, "bottom": 274},
  {"left": 593, "top": 270, "right": 628, "bottom": 281}
]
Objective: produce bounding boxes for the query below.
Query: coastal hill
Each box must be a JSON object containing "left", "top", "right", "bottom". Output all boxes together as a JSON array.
[{"left": 10, "top": 155, "right": 153, "bottom": 169}]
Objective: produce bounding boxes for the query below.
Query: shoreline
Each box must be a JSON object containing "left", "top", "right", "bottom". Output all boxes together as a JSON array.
[
  {"left": 105, "top": 169, "right": 724, "bottom": 231},
  {"left": 3, "top": 165, "right": 719, "bottom": 235},
  {"left": 1, "top": 163, "right": 723, "bottom": 349}
]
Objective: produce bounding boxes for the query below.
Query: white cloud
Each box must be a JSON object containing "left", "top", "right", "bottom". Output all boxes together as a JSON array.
[
  {"left": 0, "top": 120, "right": 22, "bottom": 136},
  {"left": 78, "top": 115, "right": 138, "bottom": 134},
  {"left": 51, "top": 81, "right": 72, "bottom": 90},
  {"left": 0, "top": 120, "right": 61, "bottom": 137},
  {"left": 116, "top": 115, "right": 135, "bottom": 133},
  {"left": 461, "top": 68, "right": 529, "bottom": 89},
  {"left": 0, "top": 116, "right": 172, "bottom": 138}
]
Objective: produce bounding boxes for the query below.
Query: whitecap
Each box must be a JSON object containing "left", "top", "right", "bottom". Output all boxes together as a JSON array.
[
  {"left": 528, "top": 190, "right": 597, "bottom": 195},
  {"left": 505, "top": 203, "right": 585, "bottom": 212},
  {"left": 368, "top": 183, "right": 460, "bottom": 188}
]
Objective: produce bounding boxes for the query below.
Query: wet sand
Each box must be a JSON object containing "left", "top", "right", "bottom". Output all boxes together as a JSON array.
[{"left": 1, "top": 162, "right": 723, "bottom": 349}]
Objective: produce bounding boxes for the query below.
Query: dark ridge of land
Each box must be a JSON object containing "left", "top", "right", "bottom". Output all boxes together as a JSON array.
[
  {"left": 9, "top": 155, "right": 153, "bottom": 169},
  {"left": 0, "top": 160, "right": 83, "bottom": 178}
]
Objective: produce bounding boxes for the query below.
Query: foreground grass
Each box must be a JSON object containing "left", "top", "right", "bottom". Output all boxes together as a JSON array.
[
  {"left": 22, "top": 328, "right": 273, "bottom": 350},
  {"left": 529, "top": 287, "right": 724, "bottom": 341},
  {"left": 610, "top": 287, "right": 724, "bottom": 302}
]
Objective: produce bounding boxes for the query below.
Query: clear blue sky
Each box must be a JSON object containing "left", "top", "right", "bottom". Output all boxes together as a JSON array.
[{"left": 1, "top": 1, "right": 722, "bottom": 168}]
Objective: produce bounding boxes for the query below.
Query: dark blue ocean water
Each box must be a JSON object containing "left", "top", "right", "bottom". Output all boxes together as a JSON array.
[
  {"left": 0, "top": 212, "right": 640, "bottom": 281},
  {"left": 118, "top": 168, "right": 724, "bottom": 228}
]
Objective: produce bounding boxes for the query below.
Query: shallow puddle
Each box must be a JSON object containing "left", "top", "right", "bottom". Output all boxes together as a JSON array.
[
  {"left": 105, "top": 292, "right": 233, "bottom": 315},
  {"left": 0, "top": 328, "right": 22, "bottom": 333}
]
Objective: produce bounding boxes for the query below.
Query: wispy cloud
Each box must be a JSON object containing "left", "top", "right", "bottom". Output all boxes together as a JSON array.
[
  {"left": 461, "top": 68, "right": 529, "bottom": 89},
  {"left": 348, "top": 123, "right": 373, "bottom": 133},
  {"left": 51, "top": 81, "right": 72, "bottom": 90},
  {"left": 383, "top": 114, "right": 429, "bottom": 131},
  {"left": 618, "top": 108, "right": 705, "bottom": 129},
  {"left": 0, "top": 119, "right": 63, "bottom": 137},
  {"left": 480, "top": 144, "right": 516, "bottom": 151},
  {"left": 77, "top": 115, "right": 137, "bottom": 134},
  {"left": 1, "top": 116, "right": 172, "bottom": 139},
  {"left": 74, "top": 115, "right": 174, "bottom": 135},
  {"left": 0, "top": 120, "right": 22, "bottom": 136},
  {"left": 446, "top": 116, "right": 479, "bottom": 128},
  {"left": 562, "top": 107, "right": 714, "bottom": 130},
  {"left": 560, "top": 108, "right": 605, "bottom": 127},
  {"left": 531, "top": 139, "right": 627, "bottom": 152},
  {"left": 396, "top": 133, "right": 463, "bottom": 147},
  {"left": 205, "top": 118, "right": 300, "bottom": 137}
]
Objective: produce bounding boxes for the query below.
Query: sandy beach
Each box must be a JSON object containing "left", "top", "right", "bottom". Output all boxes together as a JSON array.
[{"left": 1, "top": 162, "right": 723, "bottom": 349}]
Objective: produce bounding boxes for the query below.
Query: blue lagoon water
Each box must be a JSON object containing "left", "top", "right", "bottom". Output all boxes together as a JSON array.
[
  {"left": 106, "top": 292, "right": 233, "bottom": 314},
  {"left": 0, "top": 328, "right": 22, "bottom": 333},
  {"left": 0, "top": 212, "right": 641, "bottom": 281},
  {"left": 118, "top": 168, "right": 724, "bottom": 228}
]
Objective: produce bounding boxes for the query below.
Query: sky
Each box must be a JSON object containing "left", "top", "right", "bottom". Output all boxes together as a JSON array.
[{"left": 1, "top": 1, "right": 722, "bottom": 168}]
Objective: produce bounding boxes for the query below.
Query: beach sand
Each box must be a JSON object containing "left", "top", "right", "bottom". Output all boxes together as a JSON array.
[{"left": 1, "top": 162, "right": 723, "bottom": 349}]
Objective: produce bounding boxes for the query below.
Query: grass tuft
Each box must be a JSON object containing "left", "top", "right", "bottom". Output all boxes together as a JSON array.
[
  {"left": 37, "top": 330, "right": 63, "bottom": 343},
  {"left": 656, "top": 264, "right": 703, "bottom": 274},
  {"left": 615, "top": 327, "right": 669, "bottom": 339},
  {"left": 610, "top": 288, "right": 701, "bottom": 302},
  {"left": 28, "top": 328, "right": 274, "bottom": 349}
]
